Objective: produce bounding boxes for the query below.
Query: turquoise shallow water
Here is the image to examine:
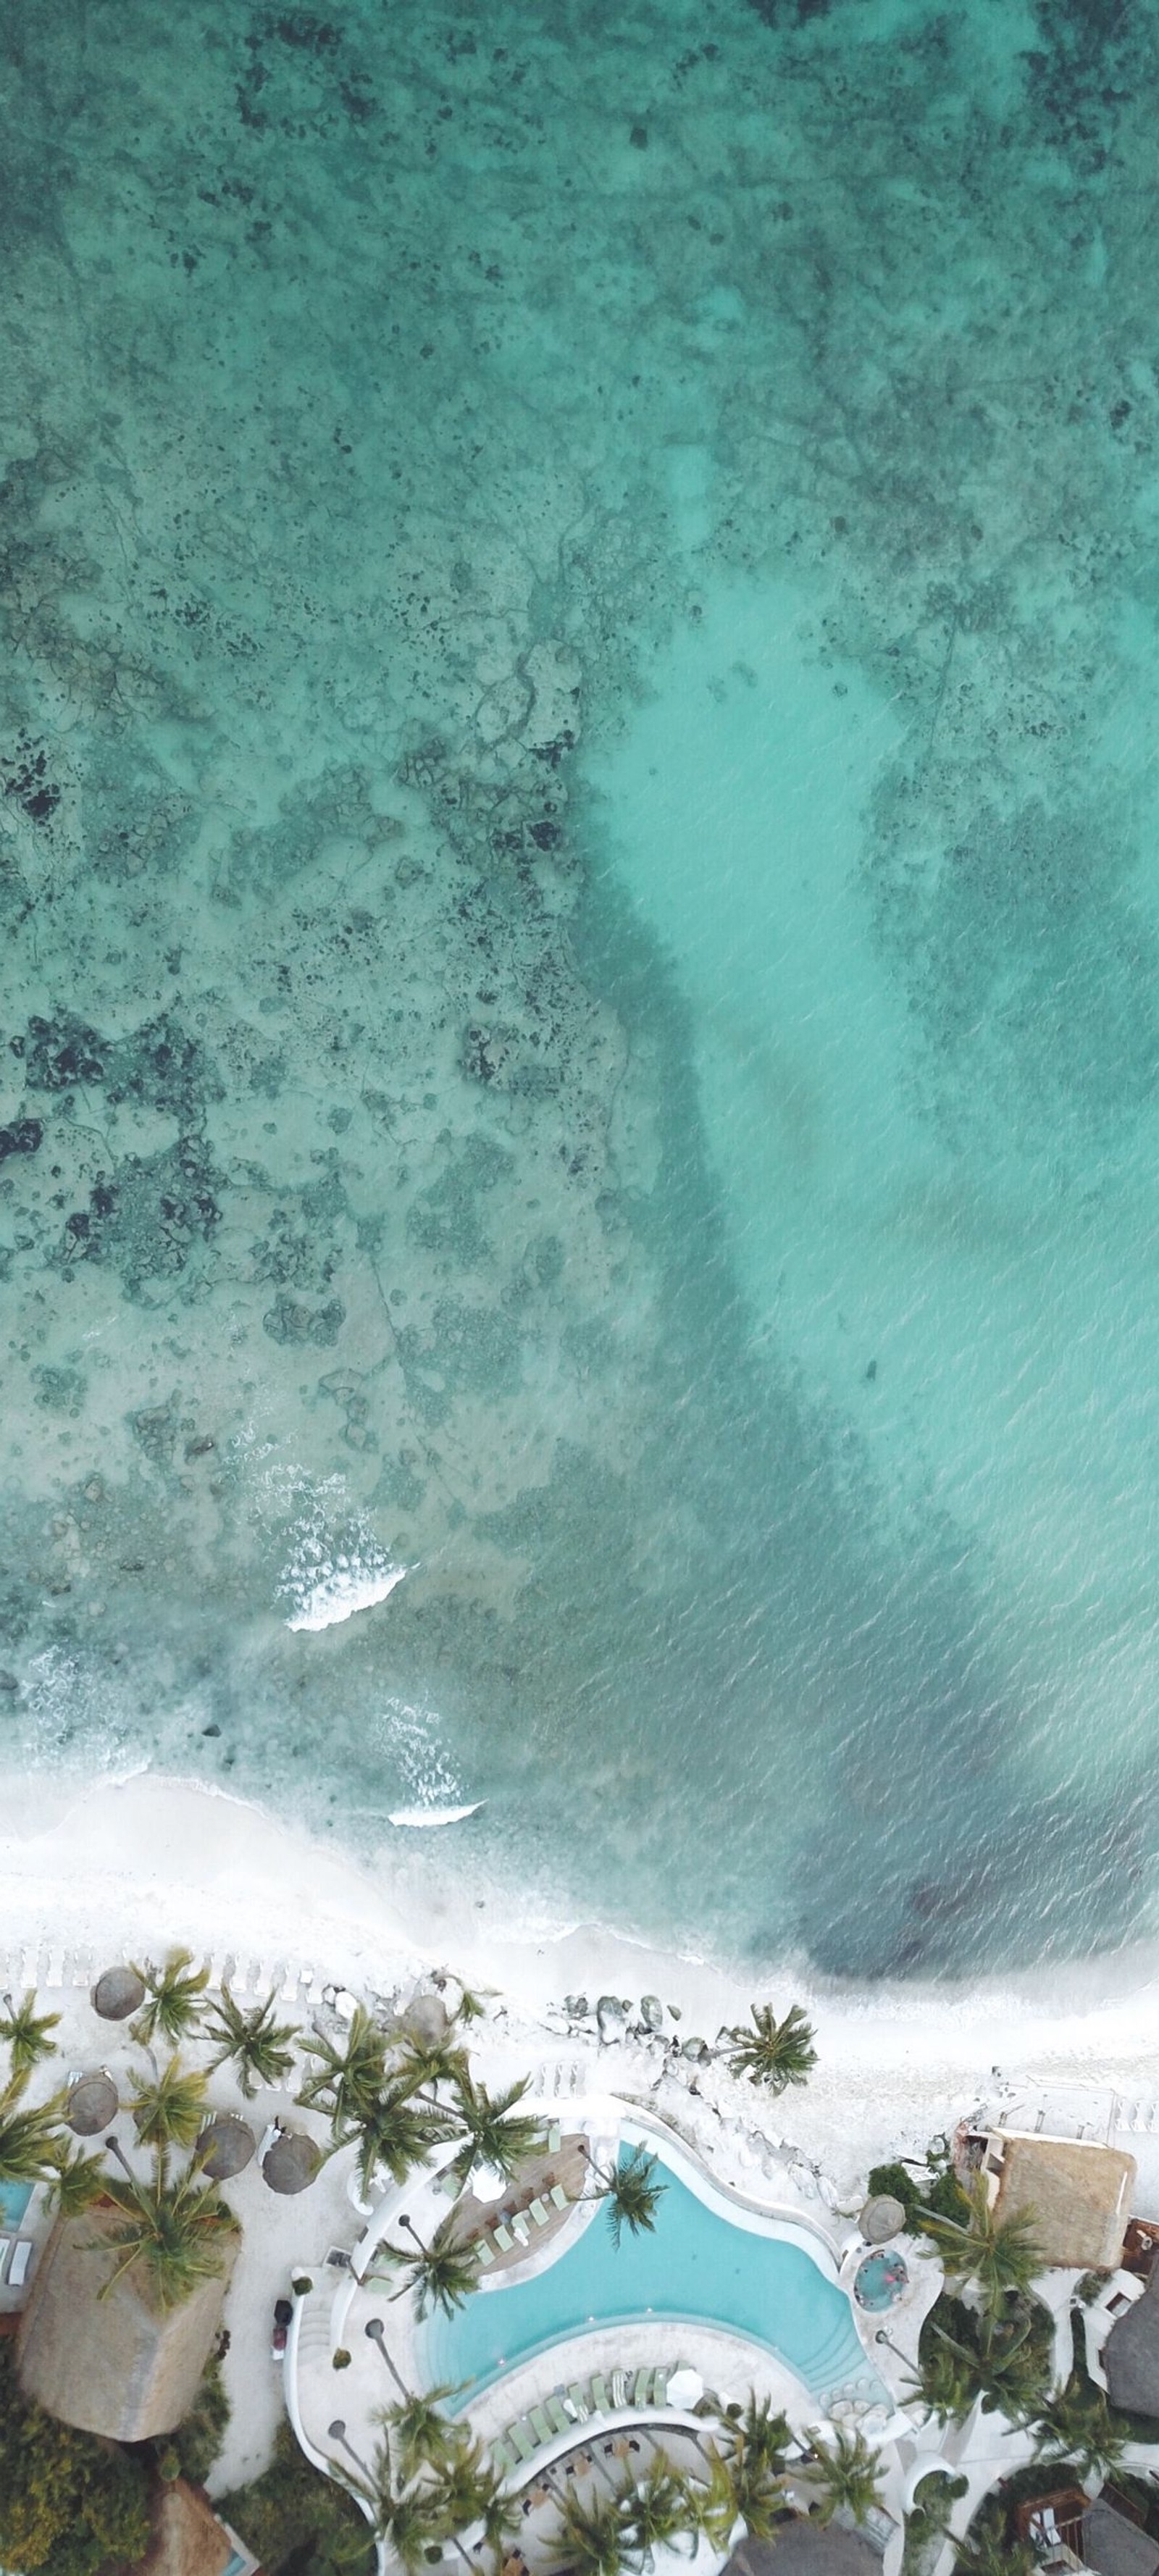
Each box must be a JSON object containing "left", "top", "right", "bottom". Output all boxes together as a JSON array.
[
  {"left": 3, "top": 0, "right": 1159, "bottom": 1975},
  {"left": 421, "top": 2159, "right": 869, "bottom": 2404}
]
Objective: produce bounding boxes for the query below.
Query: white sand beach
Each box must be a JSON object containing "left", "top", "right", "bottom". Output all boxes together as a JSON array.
[{"left": 5, "top": 1767, "right": 1159, "bottom": 2203}]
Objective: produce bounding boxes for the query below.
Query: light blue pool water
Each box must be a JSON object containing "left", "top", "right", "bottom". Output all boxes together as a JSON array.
[
  {"left": 0, "top": 2182, "right": 33, "bottom": 2229},
  {"left": 422, "top": 2158, "right": 874, "bottom": 2408}
]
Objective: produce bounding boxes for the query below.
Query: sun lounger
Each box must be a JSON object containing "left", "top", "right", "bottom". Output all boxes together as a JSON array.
[
  {"left": 529, "top": 2406, "right": 553, "bottom": 2446},
  {"left": 652, "top": 2370, "right": 670, "bottom": 2405},
  {"left": 495, "top": 2225, "right": 514, "bottom": 2251},
  {"left": 610, "top": 2368, "right": 628, "bottom": 2407},
  {"left": 0, "top": 2239, "right": 10, "bottom": 2283},
  {"left": 511, "top": 2215, "right": 530, "bottom": 2246},
  {"left": 508, "top": 2420, "right": 535, "bottom": 2462},
  {"left": 567, "top": 2383, "right": 591, "bottom": 2420},
  {"left": 590, "top": 2375, "right": 611, "bottom": 2414},
  {"left": 548, "top": 2125, "right": 562, "bottom": 2152},
  {"left": 9, "top": 2241, "right": 33, "bottom": 2290},
  {"left": 632, "top": 2367, "right": 653, "bottom": 2406},
  {"left": 476, "top": 2238, "right": 495, "bottom": 2267},
  {"left": 549, "top": 2183, "right": 568, "bottom": 2209},
  {"left": 491, "top": 2437, "right": 518, "bottom": 2477},
  {"left": 530, "top": 2198, "right": 549, "bottom": 2228},
  {"left": 546, "top": 2396, "right": 571, "bottom": 2436}
]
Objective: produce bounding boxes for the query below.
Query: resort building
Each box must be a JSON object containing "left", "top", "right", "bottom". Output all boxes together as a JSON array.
[
  {"left": 961, "top": 2128, "right": 1137, "bottom": 2271},
  {"left": 17, "top": 2207, "right": 237, "bottom": 2441}
]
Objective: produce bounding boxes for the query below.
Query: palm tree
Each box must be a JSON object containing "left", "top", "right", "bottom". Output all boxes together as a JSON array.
[
  {"left": 349, "top": 2082, "right": 457, "bottom": 2201},
  {"left": 427, "top": 2433, "right": 507, "bottom": 2569},
  {"left": 929, "top": 2309, "right": 1050, "bottom": 2421},
  {"left": 909, "top": 2331, "right": 977, "bottom": 2429},
  {"left": 393, "top": 2026, "right": 472, "bottom": 2099},
  {"left": 546, "top": 2485, "right": 628, "bottom": 2576},
  {"left": 448, "top": 2073, "right": 548, "bottom": 2191},
  {"left": 695, "top": 2441, "right": 783, "bottom": 2545},
  {"left": 920, "top": 2174, "right": 1044, "bottom": 2322},
  {"left": 127, "top": 2054, "right": 210, "bottom": 2157},
  {"left": 0, "top": 1989, "right": 61, "bottom": 2076},
  {"left": 464, "top": 2460, "right": 523, "bottom": 2575},
  {"left": 130, "top": 1949, "right": 209, "bottom": 2049},
  {"left": 345, "top": 2434, "right": 448, "bottom": 2576},
  {"left": 371, "top": 2214, "right": 482, "bottom": 2320},
  {"left": 722, "top": 2394, "right": 792, "bottom": 2475},
  {"left": 724, "top": 2002, "right": 817, "bottom": 2094},
  {"left": 47, "top": 2139, "right": 107, "bottom": 2217},
  {"left": 597, "top": 2145, "right": 666, "bottom": 2248},
  {"left": 382, "top": 2384, "right": 467, "bottom": 2483},
  {"left": 96, "top": 2151, "right": 239, "bottom": 2309},
  {"left": 954, "top": 2519, "right": 1037, "bottom": 2576},
  {"left": 616, "top": 2459, "right": 698, "bottom": 2568},
  {"left": 205, "top": 1986, "right": 298, "bottom": 2098},
  {"left": 0, "top": 2070, "right": 64, "bottom": 2186},
  {"left": 299, "top": 2004, "right": 390, "bottom": 2130},
  {"left": 1028, "top": 2375, "right": 1129, "bottom": 2483},
  {"left": 806, "top": 2426, "right": 885, "bottom": 2530}
]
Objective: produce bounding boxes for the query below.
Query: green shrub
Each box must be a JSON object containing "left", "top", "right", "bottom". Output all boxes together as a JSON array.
[
  {"left": 867, "top": 2161, "right": 922, "bottom": 2230},
  {"left": 0, "top": 2343, "right": 151, "bottom": 2576},
  {"left": 167, "top": 2350, "right": 230, "bottom": 2487},
  {"left": 217, "top": 2420, "right": 374, "bottom": 2576}
]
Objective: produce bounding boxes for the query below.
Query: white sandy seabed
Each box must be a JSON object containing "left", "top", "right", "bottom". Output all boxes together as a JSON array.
[{"left": 5, "top": 1768, "right": 1159, "bottom": 2207}]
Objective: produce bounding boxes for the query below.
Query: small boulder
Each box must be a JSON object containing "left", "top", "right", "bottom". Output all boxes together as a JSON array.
[
  {"left": 596, "top": 1994, "right": 627, "bottom": 2042},
  {"left": 681, "top": 2036, "right": 709, "bottom": 2062},
  {"left": 564, "top": 1994, "right": 590, "bottom": 2020},
  {"left": 640, "top": 1994, "right": 664, "bottom": 2033}
]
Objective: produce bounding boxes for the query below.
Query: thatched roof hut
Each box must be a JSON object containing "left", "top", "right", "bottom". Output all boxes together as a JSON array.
[
  {"left": 1082, "top": 2496, "right": 1159, "bottom": 2576},
  {"left": 1105, "top": 2271, "right": 1159, "bottom": 2421},
  {"left": 195, "top": 2115, "right": 255, "bottom": 2180},
  {"left": 727, "top": 2527, "right": 881, "bottom": 2576},
  {"left": 858, "top": 2194, "right": 905, "bottom": 2244},
  {"left": 66, "top": 2070, "right": 120, "bottom": 2135},
  {"left": 401, "top": 1989, "right": 450, "bottom": 2048},
  {"left": 982, "top": 2131, "right": 1135, "bottom": 2270},
  {"left": 109, "top": 2479, "right": 236, "bottom": 2576},
  {"left": 17, "top": 2207, "right": 236, "bottom": 2441},
  {"left": 93, "top": 1965, "right": 146, "bottom": 2021},
  {"left": 262, "top": 2128, "right": 321, "bottom": 2194}
]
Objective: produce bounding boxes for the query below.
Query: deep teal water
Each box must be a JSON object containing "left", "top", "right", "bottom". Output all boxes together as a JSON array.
[
  {"left": 2, "top": 0, "right": 1159, "bottom": 1978},
  {"left": 421, "top": 2159, "right": 871, "bottom": 2404}
]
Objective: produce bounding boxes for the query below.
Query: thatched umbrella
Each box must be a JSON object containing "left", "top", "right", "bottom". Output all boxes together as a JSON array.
[
  {"left": 93, "top": 1965, "right": 146, "bottom": 2022},
  {"left": 65, "top": 2070, "right": 120, "bottom": 2136},
  {"left": 401, "top": 1989, "right": 449, "bottom": 2048},
  {"left": 262, "top": 2129, "right": 321, "bottom": 2195},
  {"left": 196, "top": 2115, "right": 256, "bottom": 2180},
  {"left": 859, "top": 2194, "right": 906, "bottom": 2244}
]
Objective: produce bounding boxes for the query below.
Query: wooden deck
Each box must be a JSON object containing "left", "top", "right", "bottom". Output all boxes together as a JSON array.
[{"left": 445, "top": 2132, "right": 593, "bottom": 2275}]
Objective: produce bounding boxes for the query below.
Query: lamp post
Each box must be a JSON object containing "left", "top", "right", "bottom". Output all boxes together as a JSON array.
[
  {"left": 366, "top": 2314, "right": 407, "bottom": 2393},
  {"left": 328, "top": 2420, "right": 375, "bottom": 2485}
]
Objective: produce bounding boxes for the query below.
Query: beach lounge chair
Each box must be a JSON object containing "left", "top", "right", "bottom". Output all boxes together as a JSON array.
[
  {"left": 632, "top": 2367, "right": 652, "bottom": 2406},
  {"left": 653, "top": 2370, "right": 670, "bottom": 2405},
  {"left": 548, "top": 2125, "right": 562, "bottom": 2152},
  {"left": 529, "top": 2406, "right": 553, "bottom": 2446},
  {"left": 0, "top": 2239, "right": 9, "bottom": 2282},
  {"left": 610, "top": 2369, "right": 628, "bottom": 2407},
  {"left": 590, "top": 2375, "right": 611, "bottom": 2414},
  {"left": 567, "top": 2383, "right": 591, "bottom": 2420},
  {"left": 495, "top": 2225, "right": 514, "bottom": 2252},
  {"left": 550, "top": 2182, "right": 568, "bottom": 2209},
  {"left": 512, "top": 2215, "right": 530, "bottom": 2246},
  {"left": 546, "top": 2396, "right": 571, "bottom": 2436},
  {"left": 9, "top": 2241, "right": 32, "bottom": 2290},
  {"left": 508, "top": 2420, "right": 535, "bottom": 2463},
  {"left": 530, "top": 2198, "right": 549, "bottom": 2228},
  {"left": 476, "top": 2238, "right": 495, "bottom": 2267},
  {"left": 490, "top": 2438, "right": 518, "bottom": 2477}
]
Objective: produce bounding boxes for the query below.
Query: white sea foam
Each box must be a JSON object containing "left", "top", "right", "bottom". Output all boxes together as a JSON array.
[
  {"left": 272, "top": 1468, "right": 409, "bottom": 1631},
  {"left": 388, "top": 1802, "right": 484, "bottom": 1828},
  {"left": 285, "top": 1561, "right": 409, "bottom": 1633}
]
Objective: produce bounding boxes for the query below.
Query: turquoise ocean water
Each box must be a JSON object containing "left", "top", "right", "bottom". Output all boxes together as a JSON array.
[{"left": 2, "top": 0, "right": 1158, "bottom": 1978}]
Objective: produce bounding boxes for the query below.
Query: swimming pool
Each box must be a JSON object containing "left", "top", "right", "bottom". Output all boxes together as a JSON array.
[
  {"left": 421, "top": 2154, "right": 876, "bottom": 2408},
  {"left": 0, "top": 2182, "right": 33, "bottom": 2229}
]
